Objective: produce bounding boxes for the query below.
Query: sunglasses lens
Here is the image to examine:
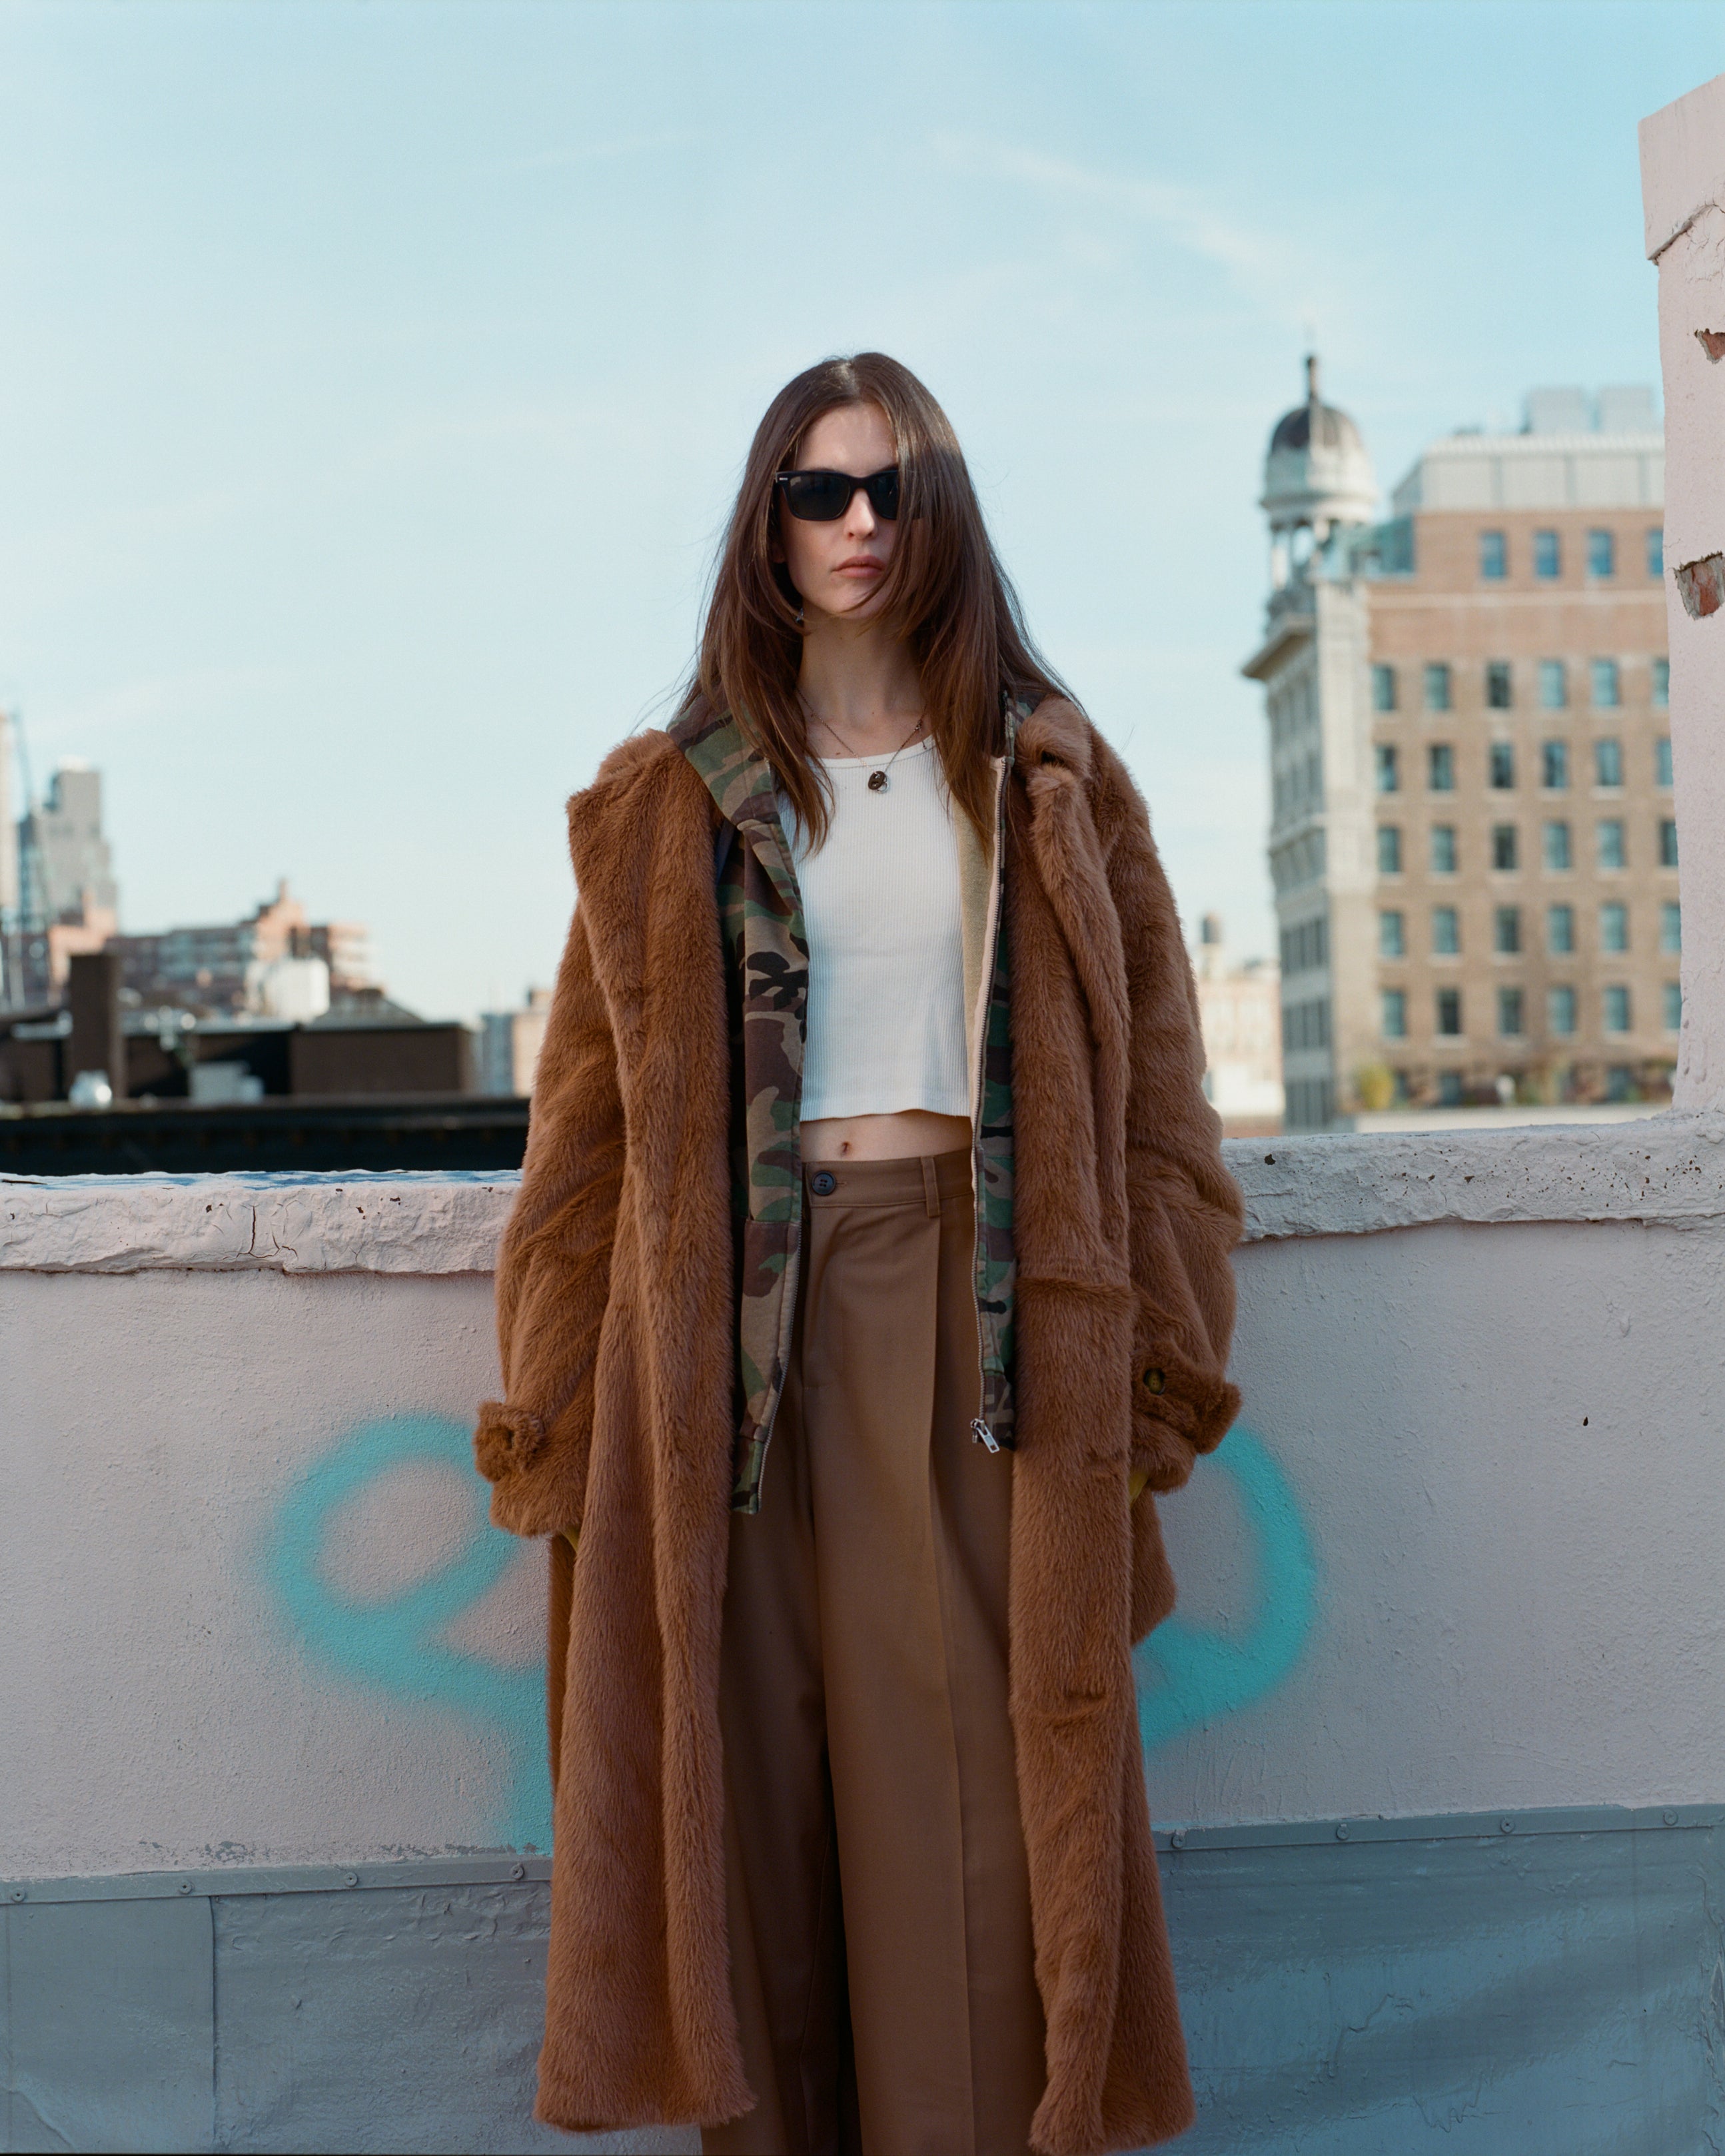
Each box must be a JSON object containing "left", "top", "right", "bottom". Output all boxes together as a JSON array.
[
  {"left": 782, "top": 472, "right": 852, "bottom": 520},
  {"left": 867, "top": 469, "right": 900, "bottom": 520}
]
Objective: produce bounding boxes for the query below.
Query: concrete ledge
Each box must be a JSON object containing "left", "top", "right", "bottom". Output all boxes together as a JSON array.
[
  {"left": 3, "top": 1113, "right": 1725, "bottom": 1274},
  {"left": 1230, "top": 1109, "right": 1725, "bottom": 1241},
  {"left": 0, "top": 1167, "right": 516, "bottom": 1275}
]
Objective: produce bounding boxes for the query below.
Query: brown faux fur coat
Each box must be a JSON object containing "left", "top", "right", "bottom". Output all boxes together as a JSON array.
[{"left": 474, "top": 696, "right": 1244, "bottom": 2154}]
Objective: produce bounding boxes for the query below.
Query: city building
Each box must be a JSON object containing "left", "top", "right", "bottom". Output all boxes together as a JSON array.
[
  {"left": 1244, "top": 364, "right": 1670, "bottom": 1129},
  {"left": 1192, "top": 914, "right": 1282, "bottom": 1134},
  {"left": 478, "top": 987, "right": 552, "bottom": 1098},
  {"left": 105, "top": 879, "right": 374, "bottom": 1017}
]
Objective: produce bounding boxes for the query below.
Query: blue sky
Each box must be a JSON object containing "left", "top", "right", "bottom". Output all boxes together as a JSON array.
[{"left": 0, "top": 1, "right": 1712, "bottom": 1017}]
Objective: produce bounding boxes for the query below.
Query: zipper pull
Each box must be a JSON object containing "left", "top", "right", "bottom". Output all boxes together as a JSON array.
[{"left": 970, "top": 1418, "right": 1001, "bottom": 1454}]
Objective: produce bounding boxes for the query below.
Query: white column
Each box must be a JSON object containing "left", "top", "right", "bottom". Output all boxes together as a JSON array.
[{"left": 1642, "top": 73, "right": 1725, "bottom": 1110}]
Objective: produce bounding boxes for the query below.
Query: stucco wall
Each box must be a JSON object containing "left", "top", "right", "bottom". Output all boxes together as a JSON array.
[
  {"left": 1643, "top": 69, "right": 1725, "bottom": 1110},
  {"left": 5, "top": 1125, "right": 1722, "bottom": 1884}
]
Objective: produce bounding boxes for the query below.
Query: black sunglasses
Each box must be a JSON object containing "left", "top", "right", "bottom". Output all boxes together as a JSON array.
[{"left": 774, "top": 466, "right": 900, "bottom": 522}]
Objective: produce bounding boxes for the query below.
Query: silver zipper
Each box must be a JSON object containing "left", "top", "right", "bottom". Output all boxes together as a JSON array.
[{"left": 970, "top": 1418, "right": 1001, "bottom": 1453}]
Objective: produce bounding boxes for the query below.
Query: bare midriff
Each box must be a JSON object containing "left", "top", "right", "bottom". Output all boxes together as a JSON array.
[{"left": 800, "top": 1110, "right": 973, "bottom": 1163}]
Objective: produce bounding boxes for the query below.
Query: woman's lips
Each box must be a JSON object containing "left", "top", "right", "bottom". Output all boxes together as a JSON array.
[{"left": 834, "top": 557, "right": 883, "bottom": 576}]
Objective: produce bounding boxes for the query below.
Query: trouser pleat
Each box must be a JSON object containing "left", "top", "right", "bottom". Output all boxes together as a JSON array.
[{"left": 704, "top": 1151, "right": 1045, "bottom": 2156}]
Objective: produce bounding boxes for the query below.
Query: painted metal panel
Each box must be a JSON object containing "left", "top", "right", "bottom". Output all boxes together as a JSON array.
[
  {"left": 3, "top": 1893, "right": 213, "bottom": 2154},
  {"left": 1164, "top": 1824, "right": 1725, "bottom": 2153},
  {"left": 7, "top": 1833, "right": 1724, "bottom": 2155},
  {"left": 209, "top": 1881, "right": 669, "bottom": 2155}
]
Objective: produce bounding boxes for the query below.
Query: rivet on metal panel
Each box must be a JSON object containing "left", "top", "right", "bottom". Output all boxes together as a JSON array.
[
  {"left": 177, "top": 1880, "right": 193, "bottom": 1893},
  {"left": 1335, "top": 1823, "right": 1351, "bottom": 1841},
  {"left": 510, "top": 1862, "right": 526, "bottom": 1880},
  {"left": 1499, "top": 1819, "right": 1515, "bottom": 1835},
  {"left": 9, "top": 1887, "right": 25, "bottom": 1902},
  {"left": 1664, "top": 1810, "right": 1679, "bottom": 1827},
  {"left": 1169, "top": 1830, "right": 1186, "bottom": 1851},
  {"left": 343, "top": 1872, "right": 359, "bottom": 1888}
]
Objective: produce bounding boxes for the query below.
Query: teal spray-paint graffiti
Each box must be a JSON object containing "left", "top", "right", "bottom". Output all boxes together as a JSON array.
[
  {"left": 267, "top": 1416, "right": 1309, "bottom": 1846},
  {"left": 264, "top": 1414, "right": 552, "bottom": 1850},
  {"left": 1135, "top": 1425, "right": 1319, "bottom": 1753}
]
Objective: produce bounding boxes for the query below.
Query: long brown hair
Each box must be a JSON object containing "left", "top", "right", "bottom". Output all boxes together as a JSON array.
[{"left": 684, "top": 352, "right": 1067, "bottom": 847}]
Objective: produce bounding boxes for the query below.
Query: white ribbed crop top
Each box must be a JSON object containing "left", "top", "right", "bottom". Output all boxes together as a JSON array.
[{"left": 782, "top": 737, "right": 969, "bottom": 1123}]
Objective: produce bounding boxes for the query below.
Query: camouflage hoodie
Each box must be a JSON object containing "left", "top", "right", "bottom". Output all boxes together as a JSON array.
[{"left": 669, "top": 700, "right": 1022, "bottom": 1512}]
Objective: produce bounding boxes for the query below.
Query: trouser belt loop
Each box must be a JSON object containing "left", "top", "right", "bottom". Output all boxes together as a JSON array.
[{"left": 921, "top": 1155, "right": 941, "bottom": 1218}]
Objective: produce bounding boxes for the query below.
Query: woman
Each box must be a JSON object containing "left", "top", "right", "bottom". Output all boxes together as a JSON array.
[{"left": 474, "top": 352, "right": 1243, "bottom": 2156}]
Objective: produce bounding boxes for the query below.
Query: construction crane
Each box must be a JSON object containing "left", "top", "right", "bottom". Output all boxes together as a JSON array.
[{"left": 0, "top": 708, "right": 49, "bottom": 1011}]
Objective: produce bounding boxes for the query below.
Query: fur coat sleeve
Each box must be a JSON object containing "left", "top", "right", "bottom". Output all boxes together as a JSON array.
[
  {"left": 1092, "top": 730, "right": 1245, "bottom": 1496},
  {"left": 474, "top": 891, "right": 627, "bottom": 1538}
]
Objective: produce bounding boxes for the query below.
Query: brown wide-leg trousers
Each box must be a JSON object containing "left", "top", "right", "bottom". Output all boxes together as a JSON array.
[{"left": 702, "top": 1151, "right": 1047, "bottom": 2156}]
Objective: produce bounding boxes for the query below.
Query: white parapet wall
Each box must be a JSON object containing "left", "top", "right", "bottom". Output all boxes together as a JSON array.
[{"left": 5, "top": 1119, "right": 1725, "bottom": 1882}]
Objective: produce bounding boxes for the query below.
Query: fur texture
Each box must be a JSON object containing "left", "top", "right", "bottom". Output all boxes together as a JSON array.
[{"left": 476, "top": 698, "right": 1244, "bottom": 2153}]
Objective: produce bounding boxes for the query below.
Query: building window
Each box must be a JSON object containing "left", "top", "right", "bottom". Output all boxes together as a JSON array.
[
  {"left": 1436, "top": 988, "right": 1462, "bottom": 1037},
  {"left": 1486, "top": 661, "right": 1513, "bottom": 709},
  {"left": 1382, "top": 989, "right": 1408, "bottom": 1039},
  {"left": 1660, "top": 818, "right": 1679, "bottom": 868},
  {"left": 1375, "top": 743, "right": 1400, "bottom": 793},
  {"left": 1492, "top": 823, "right": 1518, "bottom": 871},
  {"left": 1600, "top": 901, "right": 1629, "bottom": 953},
  {"left": 1548, "top": 903, "right": 1575, "bottom": 954},
  {"left": 1480, "top": 530, "right": 1507, "bottom": 580},
  {"left": 1587, "top": 528, "right": 1616, "bottom": 578},
  {"left": 1379, "top": 910, "right": 1405, "bottom": 958},
  {"left": 1488, "top": 741, "right": 1515, "bottom": 790},
  {"left": 1652, "top": 658, "right": 1670, "bottom": 709},
  {"left": 1279, "top": 915, "right": 1330, "bottom": 974},
  {"left": 1647, "top": 528, "right": 1664, "bottom": 578},
  {"left": 1424, "top": 662, "right": 1452, "bottom": 712},
  {"left": 1428, "top": 742, "right": 1455, "bottom": 791},
  {"left": 1656, "top": 736, "right": 1672, "bottom": 788},
  {"left": 1371, "top": 663, "right": 1398, "bottom": 713},
  {"left": 1435, "top": 1071, "right": 1462, "bottom": 1107},
  {"left": 1548, "top": 983, "right": 1577, "bottom": 1035},
  {"left": 1591, "top": 657, "right": 1620, "bottom": 708},
  {"left": 1604, "top": 985, "right": 1632, "bottom": 1034},
  {"left": 1544, "top": 819, "right": 1572, "bottom": 871},
  {"left": 1542, "top": 740, "right": 1569, "bottom": 790},
  {"left": 1534, "top": 529, "right": 1561, "bottom": 579},
  {"left": 1431, "top": 823, "right": 1458, "bottom": 874},
  {"left": 1378, "top": 825, "right": 1403, "bottom": 875},
  {"left": 1433, "top": 905, "right": 1460, "bottom": 956},
  {"left": 1276, "top": 1000, "right": 1337, "bottom": 1052},
  {"left": 1661, "top": 900, "right": 1682, "bottom": 953},
  {"left": 1494, "top": 905, "right": 1521, "bottom": 954},
  {"left": 1538, "top": 659, "right": 1568, "bottom": 710},
  {"left": 1498, "top": 986, "right": 1524, "bottom": 1037},
  {"left": 1594, "top": 737, "right": 1623, "bottom": 789},
  {"left": 1664, "top": 981, "right": 1683, "bottom": 1031},
  {"left": 1597, "top": 818, "right": 1626, "bottom": 870}
]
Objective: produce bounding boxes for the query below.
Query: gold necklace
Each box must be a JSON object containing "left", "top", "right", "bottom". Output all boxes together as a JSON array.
[{"left": 813, "top": 712, "right": 926, "bottom": 794}]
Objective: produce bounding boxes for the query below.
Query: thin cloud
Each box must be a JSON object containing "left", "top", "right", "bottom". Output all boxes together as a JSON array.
[{"left": 928, "top": 134, "right": 1325, "bottom": 328}]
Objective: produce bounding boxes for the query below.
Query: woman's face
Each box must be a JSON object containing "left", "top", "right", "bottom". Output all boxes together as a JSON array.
[{"left": 776, "top": 400, "right": 899, "bottom": 624}]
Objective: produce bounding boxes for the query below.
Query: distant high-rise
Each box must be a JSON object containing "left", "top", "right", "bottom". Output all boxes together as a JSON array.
[
  {"left": 1244, "top": 366, "right": 1670, "bottom": 1128},
  {"left": 0, "top": 714, "right": 18, "bottom": 925},
  {"left": 22, "top": 762, "right": 119, "bottom": 924}
]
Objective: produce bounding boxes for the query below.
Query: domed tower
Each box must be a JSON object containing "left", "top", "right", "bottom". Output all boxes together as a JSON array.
[{"left": 1263, "top": 356, "right": 1377, "bottom": 596}]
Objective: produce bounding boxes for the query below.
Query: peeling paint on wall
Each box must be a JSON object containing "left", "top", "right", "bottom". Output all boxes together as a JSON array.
[{"left": 1674, "top": 552, "right": 1725, "bottom": 619}]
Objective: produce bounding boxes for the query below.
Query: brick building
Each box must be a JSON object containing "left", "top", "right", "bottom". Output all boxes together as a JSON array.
[{"left": 1245, "top": 364, "right": 1670, "bottom": 1129}]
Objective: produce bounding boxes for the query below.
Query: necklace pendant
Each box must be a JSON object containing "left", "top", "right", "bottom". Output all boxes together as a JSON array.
[{"left": 867, "top": 770, "right": 888, "bottom": 792}]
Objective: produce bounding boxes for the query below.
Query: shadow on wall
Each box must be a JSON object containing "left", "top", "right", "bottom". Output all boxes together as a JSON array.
[
  {"left": 263, "top": 1414, "right": 554, "bottom": 1852},
  {"left": 265, "top": 1414, "right": 1318, "bottom": 1850}
]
